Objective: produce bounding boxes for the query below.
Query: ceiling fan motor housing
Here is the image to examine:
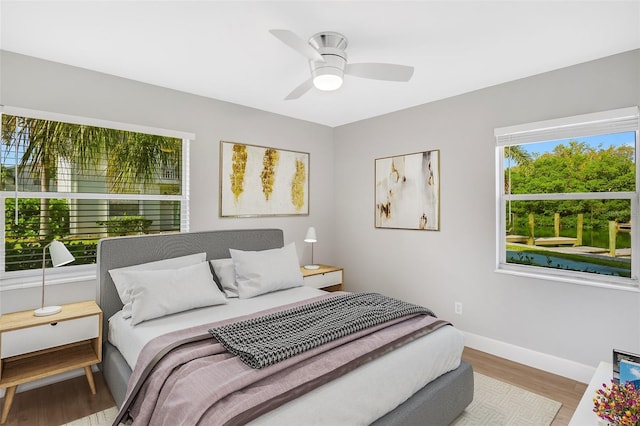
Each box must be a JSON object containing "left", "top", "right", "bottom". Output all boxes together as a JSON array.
[
  {"left": 270, "top": 28, "right": 414, "bottom": 99},
  {"left": 309, "top": 32, "right": 348, "bottom": 91}
]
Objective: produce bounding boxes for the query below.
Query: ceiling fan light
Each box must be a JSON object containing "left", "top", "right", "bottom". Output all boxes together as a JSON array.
[
  {"left": 313, "top": 74, "right": 343, "bottom": 91},
  {"left": 312, "top": 68, "right": 343, "bottom": 91}
]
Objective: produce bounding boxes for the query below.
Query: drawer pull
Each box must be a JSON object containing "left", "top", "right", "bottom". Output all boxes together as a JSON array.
[{"left": 50, "top": 322, "right": 58, "bottom": 326}]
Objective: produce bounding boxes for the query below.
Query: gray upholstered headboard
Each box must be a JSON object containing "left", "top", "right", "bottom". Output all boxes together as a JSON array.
[{"left": 96, "top": 228, "right": 284, "bottom": 340}]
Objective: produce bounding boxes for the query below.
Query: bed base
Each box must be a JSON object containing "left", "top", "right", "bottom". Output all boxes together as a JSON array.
[
  {"left": 101, "top": 341, "right": 473, "bottom": 425},
  {"left": 97, "top": 229, "right": 473, "bottom": 424},
  {"left": 101, "top": 342, "right": 131, "bottom": 409},
  {"left": 372, "top": 359, "right": 473, "bottom": 425}
]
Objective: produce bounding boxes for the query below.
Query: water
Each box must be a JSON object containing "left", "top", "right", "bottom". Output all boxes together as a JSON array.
[{"left": 506, "top": 251, "right": 630, "bottom": 277}]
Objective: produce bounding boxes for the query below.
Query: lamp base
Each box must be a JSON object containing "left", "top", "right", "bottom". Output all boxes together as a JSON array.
[
  {"left": 34, "top": 305, "right": 62, "bottom": 317},
  {"left": 304, "top": 264, "right": 320, "bottom": 270}
]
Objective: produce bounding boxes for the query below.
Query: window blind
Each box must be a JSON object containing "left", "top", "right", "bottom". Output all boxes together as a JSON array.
[
  {"left": 495, "top": 106, "right": 639, "bottom": 146},
  {"left": 0, "top": 110, "right": 190, "bottom": 274}
]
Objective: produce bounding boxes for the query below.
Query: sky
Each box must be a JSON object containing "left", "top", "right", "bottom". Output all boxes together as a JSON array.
[{"left": 521, "top": 131, "right": 635, "bottom": 157}]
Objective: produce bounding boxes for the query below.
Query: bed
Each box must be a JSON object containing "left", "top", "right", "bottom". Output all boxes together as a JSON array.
[{"left": 97, "top": 228, "right": 473, "bottom": 425}]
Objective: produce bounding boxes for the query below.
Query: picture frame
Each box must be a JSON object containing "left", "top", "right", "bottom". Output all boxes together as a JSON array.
[
  {"left": 375, "top": 149, "right": 440, "bottom": 230},
  {"left": 620, "top": 359, "right": 640, "bottom": 387},
  {"left": 613, "top": 349, "right": 640, "bottom": 384},
  {"left": 219, "top": 141, "right": 310, "bottom": 217}
]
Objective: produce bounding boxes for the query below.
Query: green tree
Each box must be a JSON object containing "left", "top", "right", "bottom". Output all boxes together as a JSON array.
[
  {"left": 508, "top": 141, "right": 635, "bottom": 196},
  {"left": 505, "top": 141, "right": 634, "bottom": 231},
  {"left": 2, "top": 117, "right": 93, "bottom": 239},
  {"left": 5, "top": 198, "right": 70, "bottom": 239},
  {"left": 504, "top": 145, "right": 532, "bottom": 194}
]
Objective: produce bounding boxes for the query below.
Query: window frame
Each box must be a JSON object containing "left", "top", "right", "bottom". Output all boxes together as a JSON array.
[
  {"left": 495, "top": 107, "right": 640, "bottom": 291},
  {"left": 0, "top": 106, "right": 193, "bottom": 289}
]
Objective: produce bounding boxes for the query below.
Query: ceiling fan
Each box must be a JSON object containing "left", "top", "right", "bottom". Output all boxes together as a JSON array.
[{"left": 269, "top": 29, "right": 415, "bottom": 100}]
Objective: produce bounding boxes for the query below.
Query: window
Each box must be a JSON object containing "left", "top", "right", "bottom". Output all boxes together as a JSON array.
[
  {"left": 495, "top": 107, "right": 639, "bottom": 288},
  {"left": 0, "top": 107, "right": 191, "bottom": 284}
]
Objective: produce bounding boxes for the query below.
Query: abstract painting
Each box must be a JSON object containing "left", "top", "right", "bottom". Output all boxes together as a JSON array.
[
  {"left": 220, "top": 141, "right": 309, "bottom": 217},
  {"left": 375, "top": 150, "right": 440, "bottom": 230}
]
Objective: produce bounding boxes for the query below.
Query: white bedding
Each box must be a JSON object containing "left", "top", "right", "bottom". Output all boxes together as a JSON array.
[{"left": 109, "top": 286, "right": 464, "bottom": 425}]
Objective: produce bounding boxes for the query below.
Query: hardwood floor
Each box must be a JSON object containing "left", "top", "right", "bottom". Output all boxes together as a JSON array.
[
  {"left": 1, "top": 348, "right": 587, "bottom": 425},
  {"left": 462, "top": 347, "right": 587, "bottom": 426},
  {"left": 1, "top": 373, "right": 114, "bottom": 426}
]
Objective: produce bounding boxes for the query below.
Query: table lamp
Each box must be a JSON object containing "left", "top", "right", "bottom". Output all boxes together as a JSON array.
[
  {"left": 34, "top": 240, "right": 75, "bottom": 316},
  {"left": 304, "top": 226, "right": 319, "bottom": 270}
]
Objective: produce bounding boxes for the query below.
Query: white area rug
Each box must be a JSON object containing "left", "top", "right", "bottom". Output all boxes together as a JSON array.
[
  {"left": 452, "top": 373, "right": 562, "bottom": 425},
  {"left": 62, "top": 373, "right": 561, "bottom": 426},
  {"left": 62, "top": 407, "right": 118, "bottom": 426}
]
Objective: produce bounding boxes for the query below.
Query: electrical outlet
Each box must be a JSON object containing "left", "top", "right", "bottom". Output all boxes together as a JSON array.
[{"left": 454, "top": 302, "right": 463, "bottom": 315}]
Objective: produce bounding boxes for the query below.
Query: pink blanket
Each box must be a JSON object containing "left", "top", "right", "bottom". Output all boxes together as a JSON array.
[{"left": 115, "top": 293, "right": 451, "bottom": 426}]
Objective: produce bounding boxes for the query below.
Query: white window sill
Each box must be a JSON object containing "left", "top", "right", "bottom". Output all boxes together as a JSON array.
[
  {"left": 495, "top": 265, "right": 640, "bottom": 293},
  {"left": 0, "top": 265, "right": 97, "bottom": 291}
]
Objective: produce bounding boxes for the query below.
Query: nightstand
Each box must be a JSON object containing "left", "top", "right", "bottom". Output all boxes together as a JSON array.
[
  {"left": 0, "top": 300, "right": 102, "bottom": 424},
  {"left": 301, "top": 264, "right": 344, "bottom": 292}
]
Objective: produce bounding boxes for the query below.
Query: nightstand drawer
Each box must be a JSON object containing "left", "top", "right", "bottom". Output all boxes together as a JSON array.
[
  {"left": 1, "top": 315, "right": 99, "bottom": 358},
  {"left": 303, "top": 270, "right": 343, "bottom": 289}
]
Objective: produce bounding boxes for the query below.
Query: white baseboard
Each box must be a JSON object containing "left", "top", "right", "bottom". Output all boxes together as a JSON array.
[
  {"left": 463, "top": 331, "right": 595, "bottom": 383},
  {"left": 0, "top": 365, "right": 99, "bottom": 398}
]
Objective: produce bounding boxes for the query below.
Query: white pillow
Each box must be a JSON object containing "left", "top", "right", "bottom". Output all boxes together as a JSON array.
[
  {"left": 128, "top": 262, "right": 227, "bottom": 325},
  {"left": 209, "top": 258, "right": 239, "bottom": 298},
  {"left": 109, "top": 252, "right": 206, "bottom": 318},
  {"left": 230, "top": 243, "right": 303, "bottom": 299}
]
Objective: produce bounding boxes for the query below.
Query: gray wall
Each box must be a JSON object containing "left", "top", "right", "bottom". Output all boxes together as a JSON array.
[
  {"left": 332, "top": 49, "right": 640, "bottom": 375},
  {"left": 1, "top": 48, "right": 639, "bottom": 381},
  {"left": 0, "top": 51, "right": 335, "bottom": 313}
]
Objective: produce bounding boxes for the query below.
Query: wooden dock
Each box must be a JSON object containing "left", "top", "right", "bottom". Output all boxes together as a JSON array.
[
  {"left": 507, "top": 213, "right": 629, "bottom": 257},
  {"left": 506, "top": 235, "right": 577, "bottom": 246},
  {"left": 506, "top": 235, "right": 527, "bottom": 244},
  {"left": 533, "top": 237, "right": 577, "bottom": 246},
  {"left": 618, "top": 222, "right": 631, "bottom": 232}
]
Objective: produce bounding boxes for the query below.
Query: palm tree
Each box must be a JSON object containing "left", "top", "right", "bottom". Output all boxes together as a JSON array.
[
  {"left": 2, "top": 117, "right": 86, "bottom": 238},
  {"left": 504, "top": 145, "right": 531, "bottom": 167},
  {"left": 503, "top": 145, "right": 532, "bottom": 194},
  {"left": 1, "top": 114, "right": 181, "bottom": 242},
  {"left": 504, "top": 145, "right": 532, "bottom": 233},
  {"left": 106, "top": 130, "right": 181, "bottom": 194}
]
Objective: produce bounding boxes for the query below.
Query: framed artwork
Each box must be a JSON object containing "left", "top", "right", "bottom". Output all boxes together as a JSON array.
[
  {"left": 375, "top": 149, "right": 440, "bottom": 230},
  {"left": 613, "top": 349, "right": 640, "bottom": 384},
  {"left": 220, "top": 141, "right": 309, "bottom": 217}
]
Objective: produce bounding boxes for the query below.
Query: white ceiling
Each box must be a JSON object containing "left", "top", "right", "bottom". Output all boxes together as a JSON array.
[{"left": 1, "top": 1, "right": 639, "bottom": 127}]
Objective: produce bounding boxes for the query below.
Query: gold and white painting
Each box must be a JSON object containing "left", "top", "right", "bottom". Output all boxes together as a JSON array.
[
  {"left": 220, "top": 141, "right": 309, "bottom": 217},
  {"left": 375, "top": 150, "right": 440, "bottom": 230}
]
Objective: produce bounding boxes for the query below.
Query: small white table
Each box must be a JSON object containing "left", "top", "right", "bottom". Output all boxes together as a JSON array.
[{"left": 569, "top": 361, "right": 611, "bottom": 425}]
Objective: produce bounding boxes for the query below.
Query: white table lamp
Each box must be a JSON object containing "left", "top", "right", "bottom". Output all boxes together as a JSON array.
[
  {"left": 34, "top": 240, "right": 75, "bottom": 317},
  {"left": 304, "top": 226, "right": 319, "bottom": 270}
]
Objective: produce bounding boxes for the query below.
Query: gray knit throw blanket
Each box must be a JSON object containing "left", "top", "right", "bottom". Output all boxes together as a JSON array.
[{"left": 208, "top": 292, "right": 435, "bottom": 369}]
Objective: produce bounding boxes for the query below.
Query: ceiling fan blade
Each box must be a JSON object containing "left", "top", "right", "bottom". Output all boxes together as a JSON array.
[
  {"left": 345, "top": 63, "right": 414, "bottom": 82},
  {"left": 285, "top": 78, "right": 314, "bottom": 100},
  {"left": 269, "top": 29, "right": 324, "bottom": 62}
]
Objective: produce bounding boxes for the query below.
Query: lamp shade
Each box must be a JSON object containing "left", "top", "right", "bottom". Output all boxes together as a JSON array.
[
  {"left": 35, "top": 240, "right": 75, "bottom": 317},
  {"left": 48, "top": 240, "right": 75, "bottom": 267},
  {"left": 304, "top": 226, "right": 317, "bottom": 243}
]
